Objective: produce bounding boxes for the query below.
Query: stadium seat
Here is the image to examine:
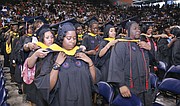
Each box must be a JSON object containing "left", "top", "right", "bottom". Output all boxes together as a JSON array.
[
  {"left": 111, "top": 93, "right": 143, "bottom": 106},
  {"left": 154, "top": 65, "right": 180, "bottom": 105},
  {"left": 150, "top": 72, "right": 158, "bottom": 89},
  {"left": 0, "top": 87, "right": 7, "bottom": 105},
  {"left": 156, "top": 61, "right": 168, "bottom": 81},
  {"left": 97, "top": 81, "right": 114, "bottom": 104}
]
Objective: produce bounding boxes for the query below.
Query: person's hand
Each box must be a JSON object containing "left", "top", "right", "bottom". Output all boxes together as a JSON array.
[
  {"left": 34, "top": 49, "right": 49, "bottom": 58},
  {"left": 75, "top": 52, "right": 92, "bottom": 64},
  {"left": 119, "top": 86, "right": 131, "bottom": 98},
  {"left": 55, "top": 52, "right": 67, "bottom": 65},
  {"left": 137, "top": 41, "right": 151, "bottom": 50},
  {"left": 79, "top": 45, "right": 86, "bottom": 52},
  {"left": 28, "top": 42, "right": 39, "bottom": 51},
  {"left": 107, "top": 39, "right": 119, "bottom": 48}
]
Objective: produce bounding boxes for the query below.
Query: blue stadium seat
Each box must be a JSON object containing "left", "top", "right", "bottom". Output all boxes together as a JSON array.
[
  {"left": 158, "top": 78, "right": 180, "bottom": 95},
  {"left": 97, "top": 81, "right": 114, "bottom": 104},
  {"left": 97, "top": 81, "right": 143, "bottom": 106},
  {"left": 111, "top": 93, "right": 143, "bottom": 106},
  {"left": 150, "top": 72, "right": 158, "bottom": 89},
  {"left": 154, "top": 65, "right": 180, "bottom": 105},
  {"left": 157, "top": 61, "right": 167, "bottom": 72},
  {"left": 0, "top": 78, "right": 5, "bottom": 91},
  {"left": 157, "top": 61, "right": 168, "bottom": 81},
  {"left": 0, "top": 87, "right": 7, "bottom": 105}
]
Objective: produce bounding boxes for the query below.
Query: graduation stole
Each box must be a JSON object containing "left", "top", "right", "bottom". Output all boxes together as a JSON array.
[
  {"left": 78, "top": 34, "right": 83, "bottom": 41},
  {"left": 27, "top": 34, "right": 32, "bottom": 37},
  {"left": 104, "top": 38, "right": 140, "bottom": 42},
  {"left": 10, "top": 31, "right": 19, "bottom": 42},
  {"left": 128, "top": 42, "right": 149, "bottom": 90},
  {"left": 88, "top": 33, "right": 96, "bottom": 37},
  {"left": 104, "top": 38, "right": 115, "bottom": 42},
  {"left": 6, "top": 42, "right": 11, "bottom": 54},
  {"left": 36, "top": 42, "right": 79, "bottom": 56}
]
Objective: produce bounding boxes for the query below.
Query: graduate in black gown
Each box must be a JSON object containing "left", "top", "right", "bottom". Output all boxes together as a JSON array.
[
  {"left": 157, "top": 27, "right": 176, "bottom": 80},
  {"left": 95, "top": 21, "right": 118, "bottom": 81},
  {"left": 82, "top": 16, "right": 103, "bottom": 63},
  {"left": 167, "top": 27, "right": 180, "bottom": 79},
  {"left": 34, "top": 19, "right": 101, "bottom": 106},
  {"left": 170, "top": 27, "right": 180, "bottom": 66},
  {"left": 3, "top": 22, "right": 20, "bottom": 81},
  {"left": 140, "top": 24, "right": 158, "bottom": 73},
  {"left": 108, "top": 21, "right": 152, "bottom": 106},
  {"left": 23, "top": 25, "right": 54, "bottom": 106}
]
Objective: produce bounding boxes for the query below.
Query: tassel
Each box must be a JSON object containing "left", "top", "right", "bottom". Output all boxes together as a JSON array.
[{"left": 146, "top": 80, "right": 148, "bottom": 90}]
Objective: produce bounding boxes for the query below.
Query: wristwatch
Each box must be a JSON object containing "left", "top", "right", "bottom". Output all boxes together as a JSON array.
[{"left": 52, "top": 63, "right": 61, "bottom": 70}]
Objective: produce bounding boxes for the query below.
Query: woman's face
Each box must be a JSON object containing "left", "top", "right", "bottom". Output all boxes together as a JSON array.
[
  {"left": 43, "top": 31, "right": 54, "bottom": 47},
  {"left": 28, "top": 25, "right": 33, "bottom": 34},
  {"left": 109, "top": 27, "right": 116, "bottom": 38},
  {"left": 147, "top": 26, "right": 153, "bottom": 35},
  {"left": 62, "top": 31, "right": 77, "bottom": 50}
]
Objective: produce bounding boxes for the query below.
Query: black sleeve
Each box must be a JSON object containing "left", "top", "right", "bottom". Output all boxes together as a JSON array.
[{"left": 95, "top": 41, "right": 109, "bottom": 67}]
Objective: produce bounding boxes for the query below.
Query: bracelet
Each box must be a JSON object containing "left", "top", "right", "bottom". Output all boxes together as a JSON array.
[
  {"left": 89, "top": 63, "right": 94, "bottom": 67},
  {"left": 55, "top": 62, "right": 61, "bottom": 67}
]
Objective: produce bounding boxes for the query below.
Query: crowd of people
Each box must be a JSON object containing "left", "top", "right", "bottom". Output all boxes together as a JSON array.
[{"left": 0, "top": 1, "right": 180, "bottom": 106}]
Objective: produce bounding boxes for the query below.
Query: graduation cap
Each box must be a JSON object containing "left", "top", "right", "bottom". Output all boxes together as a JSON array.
[
  {"left": 118, "top": 16, "right": 139, "bottom": 29},
  {"left": 50, "top": 18, "right": 78, "bottom": 37},
  {"left": 50, "top": 18, "right": 78, "bottom": 30},
  {"left": 26, "top": 16, "right": 48, "bottom": 24},
  {"left": 84, "top": 16, "right": 98, "bottom": 27},
  {"left": 103, "top": 21, "right": 114, "bottom": 38},
  {"left": 35, "top": 24, "right": 50, "bottom": 38}
]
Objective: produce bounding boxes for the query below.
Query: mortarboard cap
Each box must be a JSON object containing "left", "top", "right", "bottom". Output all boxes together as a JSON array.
[
  {"left": 50, "top": 18, "right": 78, "bottom": 31},
  {"left": 84, "top": 16, "right": 98, "bottom": 27},
  {"left": 27, "top": 16, "right": 48, "bottom": 24},
  {"left": 103, "top": 21, "right": 114, "bottom": 38},
  {"left": 55, "top": 18, "right": 78, "bottom": 37},
  {"left": 117, "top": 16, "right": 139, "bottom": 29},
  {"left": 35, "top": 24, "right": 50, "bottom": 37}
]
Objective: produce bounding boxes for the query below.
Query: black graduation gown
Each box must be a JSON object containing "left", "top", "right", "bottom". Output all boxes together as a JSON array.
[
  {"left": 82, "top": 34, "right": 102, "bottom": 63},
  {"left": 34, "top": 53, "right": 101, "bottom": 106},
  {"left": 171, "top": 38, "right": 180, "bottom": 65},
  {"left": 157, "top": 38, "right": 172, "bottom": 68},
  {"left": 107, "top": 41, "right": 152, "bottom": 105},
  {"left": 2, "top": 37, "right": 11, "bottom": 67},
  {"left": 140, "top": 36, "right": 158, "bottom": 69},
  {"left": 95, "top": 40, "right": 111, "bottom": 81}
]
